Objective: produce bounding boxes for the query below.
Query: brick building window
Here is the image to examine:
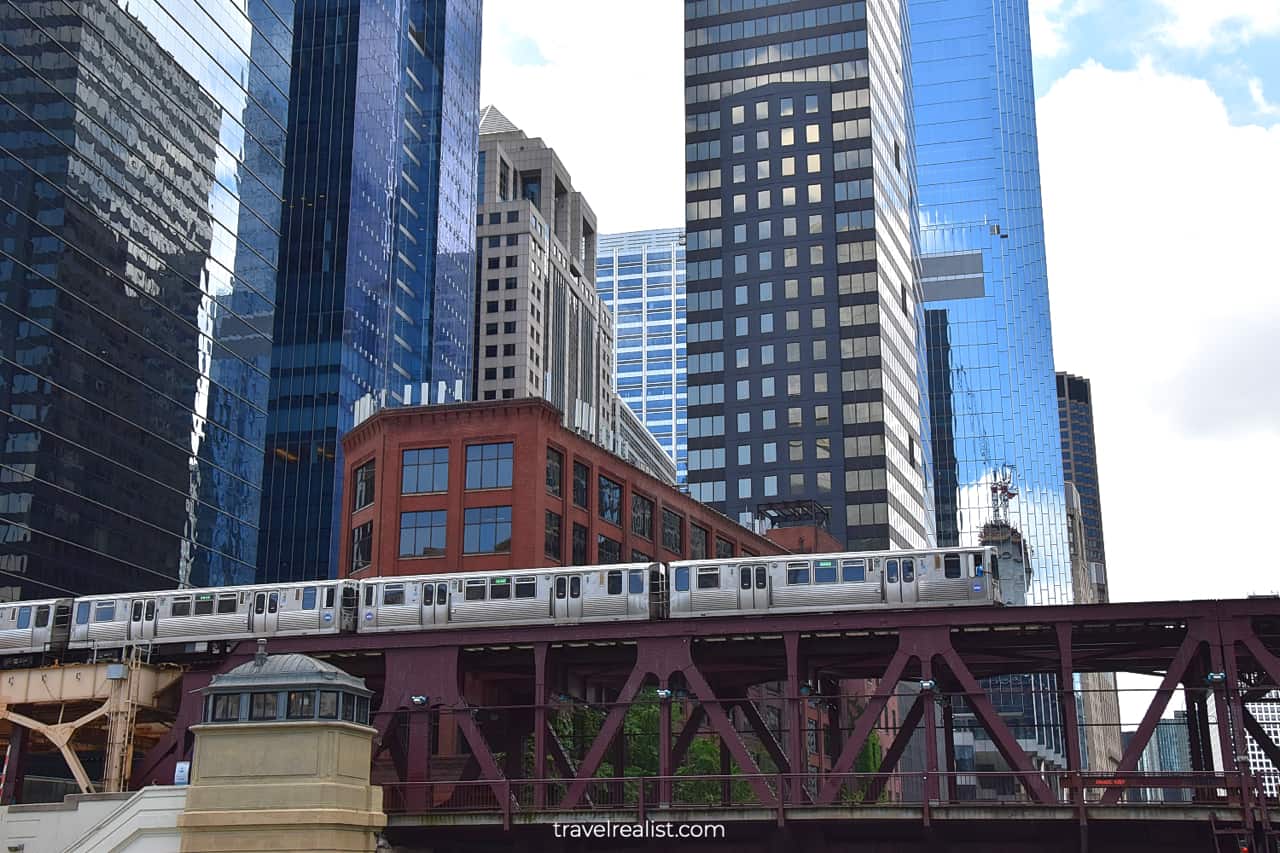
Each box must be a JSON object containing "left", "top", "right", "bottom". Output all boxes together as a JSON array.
[
  {"left": 598, "top": 476, "right": 622, "bottom": 525},
  {"left": 631, "top": 494, "right": 654, "bottom": 540},
  {"left": 463, "top": 506, "right": 512, "bottom": 554},
  {"left": 465, "top": 442, "right": 513, "bottom": 489},
  {"left": 546, "top": 448, "right": 563, "bottom": 496},
  {"left": 690, "top": 525, "right": 709, "bottom": 559},
  {"left": 572, "top": 523, "right": 588, "bottom": 564},
  {"left": 661, "top": 510, "right": 683, "bottom": 554},
  {"left": 545, "top": 511, "right": 562, "bottom": 560},
  {"left": 572, "top": 462, "right": 589, "bottom": 508},
  {"left": 352, "top": 460, "right": 375, "bottom": 510},
  {"left": 715, "top": 537, "right": 734, "bottom": 558},
  {"left": 597, "top": 534, "right": 622, "bottom": 564},
  {"left": 351, "top": 521, "right": 373, "bottom": 573},
  {"left": 402, "top": 447, "right": 449, "bottom": 494},
  {"left": 400, "top": 510, "right": 446, "bottom": 558}
]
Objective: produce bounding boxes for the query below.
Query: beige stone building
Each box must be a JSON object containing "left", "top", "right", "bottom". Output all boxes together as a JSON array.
[
  {"left": 473, "top": 107, "right": 674, "bottom": 484},
  {"left": 1067, "top": 483, "right": 1123, "bottom": 773}
]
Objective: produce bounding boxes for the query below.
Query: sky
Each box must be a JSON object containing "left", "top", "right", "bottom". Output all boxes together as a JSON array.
[{"left": 479, "top": 0, "right": 1280, "bottom": 606}]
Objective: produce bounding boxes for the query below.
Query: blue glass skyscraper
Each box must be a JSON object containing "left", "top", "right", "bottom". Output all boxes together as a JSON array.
[
  {"left": 257, "top": 0, "right": 481, "bottom": 582},
  {"left": 596, "top": 229, "right": 688, "bottom": 484},
  {"left": 1, "top": 0, "right": 293, "bottom": 594},
  {"left": 910, "top": 0, "right": 1070, "bottom": 606}
]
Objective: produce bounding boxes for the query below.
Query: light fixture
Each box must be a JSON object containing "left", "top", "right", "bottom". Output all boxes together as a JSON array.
[
  {"left": 1205, "top": 672, "right": 1227, "bottom": 685},
  {"left": 919, "top": 679, "right": 937, "bottom": 692},
  {"left": 410, "top": 695, "right": 429, "bottom": 706},
  {"left": 656, "top": 688, "right": 673, "bottom": 701}
]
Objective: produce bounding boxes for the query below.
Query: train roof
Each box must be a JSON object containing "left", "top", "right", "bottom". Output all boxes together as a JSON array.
[
  {"left": 356, "top": 561, "right": 657, "bottom": 585},
  {"left": 671, "top": 545, "right": 994, "bottom": 567}
]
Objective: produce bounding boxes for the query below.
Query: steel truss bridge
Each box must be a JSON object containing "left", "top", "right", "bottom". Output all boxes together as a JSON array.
[{"left": 4, "top": 597, "right": 1280, "bottom": 852}]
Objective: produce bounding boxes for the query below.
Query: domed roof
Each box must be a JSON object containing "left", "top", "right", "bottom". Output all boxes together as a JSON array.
[{"left": 203, "top": 652, "right": 370, "bottom": 695}]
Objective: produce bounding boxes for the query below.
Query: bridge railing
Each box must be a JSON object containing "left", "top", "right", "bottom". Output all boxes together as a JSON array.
[{"left": 381, "top": 770, "right": 1275, "bottom": 819}]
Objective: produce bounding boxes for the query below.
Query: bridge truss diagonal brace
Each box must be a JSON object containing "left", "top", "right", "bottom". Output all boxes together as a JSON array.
[
  {"left": 861, "top": 692, "right": 925, "bottom": 804},
  {"left": 0, "top": 702, "right": 109, "bottom": 794},
  {"left": 559, "top": 636, "right": 776, "bottom": 809},
  {"left": 1100, "top": 619, "right": 1214, "bottom": 805},
  {"left": 377, "top": 647, "right": 506, "bottom": 802}
]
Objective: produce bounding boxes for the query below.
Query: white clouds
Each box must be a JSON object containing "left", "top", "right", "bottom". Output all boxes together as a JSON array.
[
  {"left": 1028, "top": 0, "right": 1096, "bottom": 58},
  {"left": 1249, "top": 78, "right": 1280, "bottom": 115},
  {"left": 1037, "top": 60, "right": 1280, "bottom": 602},
  {"left": 479, "top": 0, "right": 685, "bottom": 234},
  {"left": 1153, "top": 0, "right": 1280, "bottom": 50}
]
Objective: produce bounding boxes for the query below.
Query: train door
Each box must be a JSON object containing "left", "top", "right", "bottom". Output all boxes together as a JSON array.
[
  {"left": 737, "top": 564, "right": 769, "bottom": 610},
  {"left": 883, "top": 557, "right": 920, "bottom": 605},
  {"left": 552, "top": 573, "right": 583, "bottom": 621},
  {"left": 251, "top": 590, "right": 280, "bottom": 634},
  {"left": 421, "top": 582, "right": 449, "bottom": 625},
  {"left": 129, "top": 597, "right": 157, "bottom": 642}
]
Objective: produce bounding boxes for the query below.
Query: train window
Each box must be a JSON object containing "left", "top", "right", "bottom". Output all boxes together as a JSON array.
[
  {"left": 364, "top": 586, "right": 374, "bottom": 607},
  {"left": 902, "top": 559, "right": 915, "bottom": 583},
  {"left": 383, "top": 585, "right": 405, "bottom": 606},
  {"left": 438, "top": 583, "right": 451, "bottom": 604},
  {"left": 491, "top": 577, "right": 512, "bottom": 600},
  {"left": 35, "top": 605, "right": 50, "bottom": 628},
  {"left": 268, "top": 593, "right": 279, "bottom": 614},
  {"left": 787, "top": 563, "right": 811, "bottom": 585},
  {"left": 756, "top": 566, "right": 767, "bottom": 589},
  {"left": 318, "top": 691, "right": 339, "bottom": 719},
  {"left": 630, "top": 570, "right": 645, "bottom": 594},
  {"left": 254, "top": 595, "right": 266, "bottom": 615},
  {"left": 195, "top": 595, "right": 215, "bottom": 616},
  {"left": 555, "top": 577, "right": 567, "bottom": 599},
  {"left": 249, "top": 693, "right": 277, "bottom": 720},
  {"left": 972, "top": 553, "right": 983, "bottom": 577},
  {"left": 842, "top": 560, "right": 866, "bottom": 583},
  {"left": 144, "top": 601, "right": 155, "bottom": 621},
  {"left": 696, "top": 566, "right": 720, "bottom": 590},
  {"left": 570, "top": 576, "right": 582, "bottom": 598},
  {"left": 325, "top": 587, "right": 336, "bottom": 608},
  {"left": 17, "top": 607, "right": 30, "bottom": 630},
  {"left": 95, "top": 602, "right": 116, "bottom": 622},
  {"left": 944, "top": 554, "right": 963, "bottom": 580},
  {"left": 217, "top": 594, "right": 237, "bottom": 614},
  {"left": 132, "top": 601, "right": 143, "bottom": 621},
  {"left": 465, "top": 580, "right": 487, "bottom": 601},
  {"left": 674, "top": 567, "right": 690, "bottom": 592},
  {"left": 607, "top": 571, "right": 623, "bottom": 595},
  {"left": 211, "top": 694, "right": 240, "bottom": 722},
  {"left": 815, "top": 561, "right": 838, "bottom": 584},
  {"left": 287, "top": 690, "right": 315, "bottom": 719},
  {"left": 76, "top": 602, "right": 91, "bottom": 625},
  {"left": 990, "top": 554, "right": 1000, "bottom": 579},
  {"left": 172, "top": 598, "right": 192, "bottom": 617},
  {"left": 302, "top": 587, "right": 317, "bottom": 610},
  {"left": 887, "top": 560, "right": 899, "bottom": 583},
  {"left": 740, "top": 567, "right": 751, "bottom": 590}
]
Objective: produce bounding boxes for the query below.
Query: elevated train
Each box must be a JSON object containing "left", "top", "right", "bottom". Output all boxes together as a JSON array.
[{"left": 0, "top": 546, "right": 999, "bottom": 664}]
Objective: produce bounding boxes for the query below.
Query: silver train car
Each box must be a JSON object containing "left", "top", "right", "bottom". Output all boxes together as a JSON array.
[
  {"left": 355, "top": 562, "right": 655, "bottom": 633},
  {"left": 65, "top": 580, "right": 356, "bottom": 656},
  {"left": 0, "top": 598, "right": 73, "bottom": 659},
  {"left": 668, "top": 547, "right": 999, "bottom": 618}
]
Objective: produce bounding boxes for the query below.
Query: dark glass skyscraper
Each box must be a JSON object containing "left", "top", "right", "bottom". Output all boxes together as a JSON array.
[
  {"left": 911, "top": 0, "right": 1070, "bottom": 606},
  {"left": 683, "top": 0, "right": 934, "bottom": 549},
  {"left": 0, "top": 0, "right": 292, "bottom": 596},
  {"left": 1057, "top": 371, "right": 1106, "bottom": 582},
  {"left": 257, "top": 0, "right": 481, "bottom": 582}
]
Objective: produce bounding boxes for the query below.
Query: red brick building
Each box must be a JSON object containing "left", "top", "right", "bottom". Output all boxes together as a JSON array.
[{"left": 338, "top": 399, "right": 784, "bottom": 578}]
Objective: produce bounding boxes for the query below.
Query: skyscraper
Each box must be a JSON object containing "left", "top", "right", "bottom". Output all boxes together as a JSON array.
[
  {"left": 1057, "top": 371, "right": 1107, "bottom": 598},
  {"left": 683, "top": 0, "right": 934, "bottom": 549},
  {"left": 910, "top": 0, "right": 1071, "bottom": 605},
  {"left": 256, "top": 0, "right": 482, "bottom": 583},
  {"left": 0, "top": 0, "right": 293, "bottom": 596},
  {"left": 596, "top": 229, "right": 689, "bottom": 484}
]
